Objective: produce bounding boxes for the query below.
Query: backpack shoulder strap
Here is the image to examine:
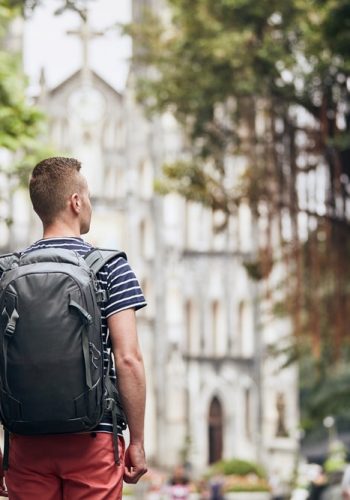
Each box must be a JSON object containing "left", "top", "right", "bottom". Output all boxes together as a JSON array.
[
  {"left": 0, "top": 253, "right": 20, "bottom": 273},
  {"left": 84, "top": 247, "right": 128, "bottom": 464},
  {"left": 83, "top": 248, "right": 127, "bottom": 275}
]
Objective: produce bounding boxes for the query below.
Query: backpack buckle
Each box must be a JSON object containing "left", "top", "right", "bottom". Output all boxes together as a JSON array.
[
  {"left": 105, "top": 398, "right": 116, "bottom": 412},
  {"left": 3, "top": 308, "right": 19, "bottom": 337},
  {"left": 96, "top": 289, "right": 108, "bottom": 304}
]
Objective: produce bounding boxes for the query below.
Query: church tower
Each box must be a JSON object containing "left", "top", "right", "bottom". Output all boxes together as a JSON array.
[{"left": 37, "top": 12, "right": 128, "bottom": 249}]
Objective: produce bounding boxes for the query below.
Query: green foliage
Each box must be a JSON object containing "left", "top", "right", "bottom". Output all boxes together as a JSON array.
[
  {"left": 0, "top": 1, "right": 92, "bottom": 19},
  {"left": 119, "top": 484, "right": 133, "bottom": 496},
  {"left": 208, "top": 458, "right": 270, "bottom": 493},
  {"left": 0, "top": 57, "right": 43, "bottom": 151},
  {"left": 0, "top": 4, "right": 43, "bottom": 150},
  {"left": 129, "top": 0, "right": 350, "bottom": 218},
  {"left": 225, "top": 484, "right": 270, "bottom": 492},
  {"left": 155, "top": 160, "right": 238, "bottom": 213},
  {"left": 242, "top": 260, "right": 264, "bottom": 281},
  {"left": 0, "top": 1, "right": 39, "bottom": 16},
  {"left": 324, "top": 440, "right": 347, "bottom": 473},
  {"left": 211, "top": 458, "right": 266, "bottom": 479},
  {"left": 0, "top": 2, "right": 47, "bottom": 197},
  {"left": 300, "top": 360, "right": 350, "bottom": 428},
  {"left": 131, "top": 0, "right": 301, "bottom": 115}
]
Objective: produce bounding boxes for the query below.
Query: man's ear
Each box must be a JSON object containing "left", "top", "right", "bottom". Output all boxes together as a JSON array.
[{"left": 71, "top": 193, "right": 80, "bottom": 214}]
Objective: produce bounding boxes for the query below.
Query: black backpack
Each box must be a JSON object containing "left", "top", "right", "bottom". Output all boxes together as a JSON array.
[{"left": 0, "top": 247, "right": 127, "bottom": 469}]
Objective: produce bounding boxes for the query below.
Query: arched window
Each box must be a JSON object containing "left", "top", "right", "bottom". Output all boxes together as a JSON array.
[
  {"left": 238, "top": 202, "right": 252, "bottom": 252},
  {"left": 185, "top": 299, "right": 199, "bottom": 354},
  {"left": 210, "top": 300, "right": 227, "bottom": 356},
  {"left": 244, "top": 388, "right": 252, "bottom": 440},
  {"left": 237, "top": 300, "right": 254, "bottom": 357},
  {"left": 212, "top": 300, "right": 220, "bottom": 355},
  {"left": 138, "top": 159, "right": 153, "bottom": 199},
  {"left": 238, "top": 300, "right": 244, "bottom": 353},
  {"left": 140, "top": 278, "right": 152, "bottom": 316},
  {"left": 208, "top": 397, "right": 223, "bottom": 464},
  {"left": 211, "top": 209, "right": 226, "bottom": 251},
  {"left": 140, "top": 220, "right": 146, "bottom": 257},
  {"left": 139, "top": 218, "right": 154, "bottom": 259}
]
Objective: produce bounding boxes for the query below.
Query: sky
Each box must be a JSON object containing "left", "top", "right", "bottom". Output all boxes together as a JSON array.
[{"left": 23, "top": 0, "right": 132, "bottom": 94}]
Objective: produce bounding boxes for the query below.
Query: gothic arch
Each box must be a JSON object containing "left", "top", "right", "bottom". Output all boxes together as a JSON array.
[{"left": 208, "top": 396, "right": 224, "bottom": 464}]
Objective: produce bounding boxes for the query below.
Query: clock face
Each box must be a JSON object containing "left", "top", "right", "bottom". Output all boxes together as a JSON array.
[{"left": 68, "top": 86, "right": 106, "bottom": 124}]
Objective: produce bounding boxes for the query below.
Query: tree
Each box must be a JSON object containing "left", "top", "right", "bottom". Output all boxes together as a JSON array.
[
  {"left": 2, "top": 0, "right": 94, "bottom": 19},
  {"left": 0, "top": 2, "right": 49, "bottom": 236},
  {"left": 0, "top": 5, "right": 42, "bottom": 149},
  {"left": 128, "top": 0, "right": 350, "bottom": 426}
]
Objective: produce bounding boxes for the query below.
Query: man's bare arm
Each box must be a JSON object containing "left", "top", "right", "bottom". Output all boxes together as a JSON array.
[{"left": 108, "top": 309, "right": 147, "bottom": 483}]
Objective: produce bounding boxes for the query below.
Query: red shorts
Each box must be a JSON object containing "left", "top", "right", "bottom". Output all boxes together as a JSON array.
[{"left": 5, "top": 433, "right": 125, "bottom": 500}]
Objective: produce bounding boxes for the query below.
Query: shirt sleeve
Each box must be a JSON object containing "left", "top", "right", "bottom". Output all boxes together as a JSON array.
[{"left": 103, "top": 256, "right": 147, "bottom": 318}]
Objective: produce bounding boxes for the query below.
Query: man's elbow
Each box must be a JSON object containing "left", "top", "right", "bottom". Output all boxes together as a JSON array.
[{"left": 115, "top": 351, "right": 144, "bottom": 371}]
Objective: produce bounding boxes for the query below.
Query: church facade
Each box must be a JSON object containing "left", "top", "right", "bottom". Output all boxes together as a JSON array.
[{"left": 1, "top": 1, "right": 299, "bottom": 480}]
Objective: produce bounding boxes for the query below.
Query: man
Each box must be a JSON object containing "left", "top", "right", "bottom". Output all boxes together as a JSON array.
[{"left": 2, "top": 157, "right": 147, "bottom": 499}]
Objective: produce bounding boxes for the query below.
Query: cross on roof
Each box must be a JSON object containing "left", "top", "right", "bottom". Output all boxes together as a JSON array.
[{"left": 67, "top": 10, "right": 104, "bottom": 84}]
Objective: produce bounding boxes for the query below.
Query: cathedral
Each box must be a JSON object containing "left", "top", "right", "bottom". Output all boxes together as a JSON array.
[{"left": 0, "top": 0, "right": 299, "bottom": 480}]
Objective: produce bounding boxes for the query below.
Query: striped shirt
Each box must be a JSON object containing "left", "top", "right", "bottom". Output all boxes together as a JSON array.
[{"left": 12, "top": 237, "right": 146, "bottom": 433}]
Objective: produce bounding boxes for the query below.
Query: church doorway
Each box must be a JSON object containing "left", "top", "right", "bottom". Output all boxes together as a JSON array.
[{"left": 208, "top": 396, "right": 224, "bottom": 464}]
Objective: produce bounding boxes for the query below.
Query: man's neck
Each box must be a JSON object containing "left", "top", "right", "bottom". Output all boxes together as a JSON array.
[
  {"left": 43, "top": 222, "right": 81, "bottom": 239},
  {"left": 41, "top": 234, "right": 81, "bottom": 240}
]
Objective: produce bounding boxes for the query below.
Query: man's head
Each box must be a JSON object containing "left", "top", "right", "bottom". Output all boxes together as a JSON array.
[{"left": 29, "top": 157, "right": 92, "bottom": 234}]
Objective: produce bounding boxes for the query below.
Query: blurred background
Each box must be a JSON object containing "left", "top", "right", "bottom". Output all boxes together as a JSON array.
[{"left": 0, "top": 0, "right": 349, "bottom": 498}]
